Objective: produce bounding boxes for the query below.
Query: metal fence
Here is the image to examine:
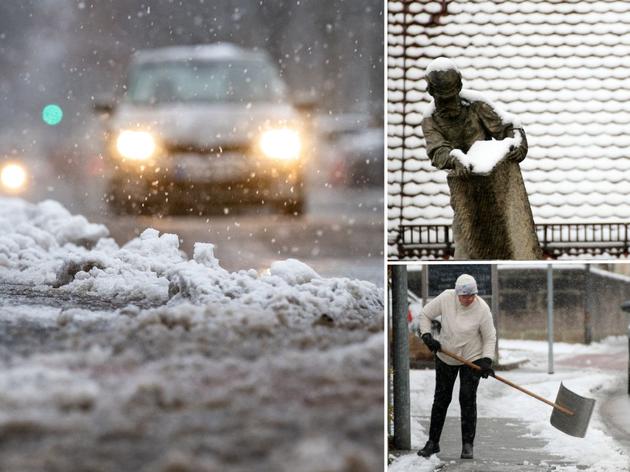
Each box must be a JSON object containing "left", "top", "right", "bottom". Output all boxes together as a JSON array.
[{"left": 398, "top": 222, "right": 630, "bottom": 259}]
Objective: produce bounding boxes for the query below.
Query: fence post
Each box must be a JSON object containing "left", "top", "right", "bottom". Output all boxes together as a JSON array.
[{"left": 445, "top": 225, "right": 452, "bottom": 257}]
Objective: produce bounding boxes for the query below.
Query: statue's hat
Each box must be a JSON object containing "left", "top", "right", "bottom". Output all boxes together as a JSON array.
[{"left": 426, "top": 58, "right": 462, "bottom": 98}]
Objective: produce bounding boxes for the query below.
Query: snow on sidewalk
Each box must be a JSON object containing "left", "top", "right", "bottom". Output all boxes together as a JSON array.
[{"left": 389, "top": 337, "right": 630, "bottom": 471}]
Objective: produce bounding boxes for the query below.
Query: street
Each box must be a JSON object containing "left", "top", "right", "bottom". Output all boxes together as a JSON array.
[
  {"left": 0, "top": 299, "right": 383, "bottom": 472},
  {"left": 0, "top": 193, "right": 385, "bottom": 471}
]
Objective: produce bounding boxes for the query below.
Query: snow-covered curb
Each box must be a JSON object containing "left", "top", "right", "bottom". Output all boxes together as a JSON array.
[{"left": 0, "top": 198, "right": 383, "bottom": 324}]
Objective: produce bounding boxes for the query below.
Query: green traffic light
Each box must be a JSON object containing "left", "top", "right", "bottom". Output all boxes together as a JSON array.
[{"left": 42, "top": 104, "right": 63, "bottom": 126}]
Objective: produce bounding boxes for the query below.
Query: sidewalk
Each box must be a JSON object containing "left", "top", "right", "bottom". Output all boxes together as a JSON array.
[
  {"left": 390, "top": 337, "right": 630, "bottom": 471},
  {"left": 557, "top": 346, "right": 630, "bottom": 454},
  {"left": 390, "top": 417, "right": 573, "bottom": 472},
  {"left": 600, "top": 391, "right": 630, "bottom": 452}
]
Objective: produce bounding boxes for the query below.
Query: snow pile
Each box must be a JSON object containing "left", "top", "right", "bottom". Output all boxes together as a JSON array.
[
  {"left": 0, "top": 199, "right": 108, "bottom": 278},
  {"left": 389, "top": 454, "right": 441, "bottom": 472},
  {"left": 0, "top": 198, "right": 110, "bottom": 284},
  {"left": 450, "top": 132, "right": 522, "bottom": 175},
  {"left": 425, "top": 57, "right": 458, "bottom": 75},
  {"left": 164, "top": 243, "right": 381, "bottom": 326},
  {"left": 0, "top": 198, "right": 382, "bottom": 325},
  {"left": 0, "top": 195, "right": 383, "bottom": 469},
  {"left": 269, "top": 258, "right": 319, "bottom": 284}
]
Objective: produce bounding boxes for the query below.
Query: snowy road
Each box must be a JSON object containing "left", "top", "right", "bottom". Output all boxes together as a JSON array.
[
  {"left": 0, "top": 196, "right": 385, "bottom": 471},
  {"left": 0, "top": 300, "right": 384, "bottom": 472},
  {"left": 71, "top": 183, "right": 384, "bottom": 287}
]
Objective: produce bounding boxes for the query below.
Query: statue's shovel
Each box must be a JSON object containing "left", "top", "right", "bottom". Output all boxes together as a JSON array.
[{"left": 440, "top": 348, "right": 595, "bottom": 438}]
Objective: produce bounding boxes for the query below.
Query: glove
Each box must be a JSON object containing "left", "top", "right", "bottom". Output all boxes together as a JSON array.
[
  {"left": 448, "top": 150, "right": 471, "bottom": 176},
  {"left": 505, "top": 128, "right": 528, "bottom": 163},
  {"left": 421, "top": 333, "right": 441, "bottom": 354},
  {"left": 505, "top": 145, "right": 526, "bottom": 163},
  {"left": 453, "top": 159, "right": 472, "bottom": 176},
  {"left": 472, "top": 357, "right": 495, "bottom": 379}
]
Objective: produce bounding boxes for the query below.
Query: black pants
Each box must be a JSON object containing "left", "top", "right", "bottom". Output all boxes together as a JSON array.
[{"left": 428, "top": 356, "right": 480, "bottom": 445}]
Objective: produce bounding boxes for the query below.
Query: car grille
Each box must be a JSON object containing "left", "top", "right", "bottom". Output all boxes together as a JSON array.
[{"left": 166, "top": 142, "right": 251, "bottom": 155}]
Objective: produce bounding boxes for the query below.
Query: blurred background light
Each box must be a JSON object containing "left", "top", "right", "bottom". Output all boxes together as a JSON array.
[
  {"left": 1, "top": 163, "right": 28, "bottom": 191},
  {"left": 42, "top": 104, "right": 63, "bottom": 126}
]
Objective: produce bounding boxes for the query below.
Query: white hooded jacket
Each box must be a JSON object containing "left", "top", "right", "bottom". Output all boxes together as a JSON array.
[{"left": 419, "top": 289, "right": 496, "bottom": 366}]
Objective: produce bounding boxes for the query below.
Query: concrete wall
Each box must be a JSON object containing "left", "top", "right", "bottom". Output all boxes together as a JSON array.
[
  {"left": 498, "top": 266, "right": 630, "bottom": 342},
  {"left": 397, "top": 265, "right": 630, "bottom": 367}
]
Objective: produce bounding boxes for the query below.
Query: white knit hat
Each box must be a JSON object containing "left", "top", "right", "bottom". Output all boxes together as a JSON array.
[{"left": 455, "top": 274, "right": 478, "bottom": 295}]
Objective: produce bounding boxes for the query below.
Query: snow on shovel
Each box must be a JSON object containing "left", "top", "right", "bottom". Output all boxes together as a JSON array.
[{"left": 440, "top": 348, "right": 595, "bottom": 438}]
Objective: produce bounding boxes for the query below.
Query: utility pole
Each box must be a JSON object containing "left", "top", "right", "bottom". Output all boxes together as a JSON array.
[
  {"left": 391, "top": 265, "right": 410, "bottom": 450},
  {"left": 547, "top": 264, "right": 554, "bottom": 374},
  {"left": 491, "top": 264, "right": 500, "bottom": 363}
]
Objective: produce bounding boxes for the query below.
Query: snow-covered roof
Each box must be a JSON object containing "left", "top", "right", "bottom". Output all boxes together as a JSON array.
[
  {"left": 132, "top": 43, "right": 267, "bottom": 64},
  {"left": 388, "top": 0, "right": 630, "bottom": 248}
]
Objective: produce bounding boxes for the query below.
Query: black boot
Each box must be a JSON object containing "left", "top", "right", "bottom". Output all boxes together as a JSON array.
[
  {"left": 460, "top": 442, "right": 473, "bottom": 459},
  {"left": 417, "top": 440, "right": 440, "bottom": 457}
]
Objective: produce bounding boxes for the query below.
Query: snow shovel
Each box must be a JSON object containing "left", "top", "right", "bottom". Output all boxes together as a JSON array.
[{"left": 439, "top": 348, "right": 595, "bottom": 438}]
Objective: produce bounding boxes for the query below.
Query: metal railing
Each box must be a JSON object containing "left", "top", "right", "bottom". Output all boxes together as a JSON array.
[
  {"left": 397, "top": 224, "right": 453, "bottom": 259},
  {"left": 398, "top": 222, "right": 630, "bottom": 259}
]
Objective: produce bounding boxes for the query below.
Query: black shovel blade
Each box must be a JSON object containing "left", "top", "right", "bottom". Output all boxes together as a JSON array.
[{"left": 550, "top": 382, "right": 595, "bottom": 438}]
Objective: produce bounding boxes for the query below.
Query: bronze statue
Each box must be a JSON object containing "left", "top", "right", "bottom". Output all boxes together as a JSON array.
[{"left": 421, "top": 58, "right": 542, "bottom": 260}]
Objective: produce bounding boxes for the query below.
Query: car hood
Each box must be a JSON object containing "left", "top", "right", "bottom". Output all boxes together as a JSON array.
[{"left": 110, "top": 102, "right": 299, "bottom": 149}]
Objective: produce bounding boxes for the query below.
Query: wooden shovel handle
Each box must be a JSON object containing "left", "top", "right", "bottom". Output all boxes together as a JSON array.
[{"left": 439, "top": 348, "right": 575, "bottom": 416}]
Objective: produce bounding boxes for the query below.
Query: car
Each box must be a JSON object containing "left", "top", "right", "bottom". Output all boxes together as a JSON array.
[
  {"left": 335, "top": 127, "right": 384, "bottom": 188},
  {"left": 0, "top": 158, "right": 31, "bottom": 197},
  {"left": 315, "top": 114, "right": 383, "bottom": 188},
  {"left": 0, "top": 151, "right": 55, "bottom": 203},
  {"left": 94, "top": 43, "right": 310, "bottom": 216}
]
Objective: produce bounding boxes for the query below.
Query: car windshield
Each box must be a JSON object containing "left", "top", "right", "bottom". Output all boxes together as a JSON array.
[{"left": 126, "top": 59, "right": 287, "bottom": 105}]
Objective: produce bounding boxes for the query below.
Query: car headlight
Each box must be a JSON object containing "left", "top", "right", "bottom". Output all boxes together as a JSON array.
[
  {"left": 115, "top": 130, "right": 156, "bottom": 161},
  {"left": 258, "top": 127, "right": 302, "bottom": 161},
  {"left": 1, "top": 163, "right": 28, "bottom": 192}
]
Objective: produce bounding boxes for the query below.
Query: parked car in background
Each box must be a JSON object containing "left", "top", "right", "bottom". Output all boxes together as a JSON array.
[
  {"left": 315, "top": 114, "right": 383, "bottom": 188},
  {"left": 0, "top": 150, "right": 55, "bottom": 202},
  {"left": 334, "top": 127, "right": 383, "bottom": 187},
  {"left": 94, "top": 43, "right": 310, "bottom": 216}
]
